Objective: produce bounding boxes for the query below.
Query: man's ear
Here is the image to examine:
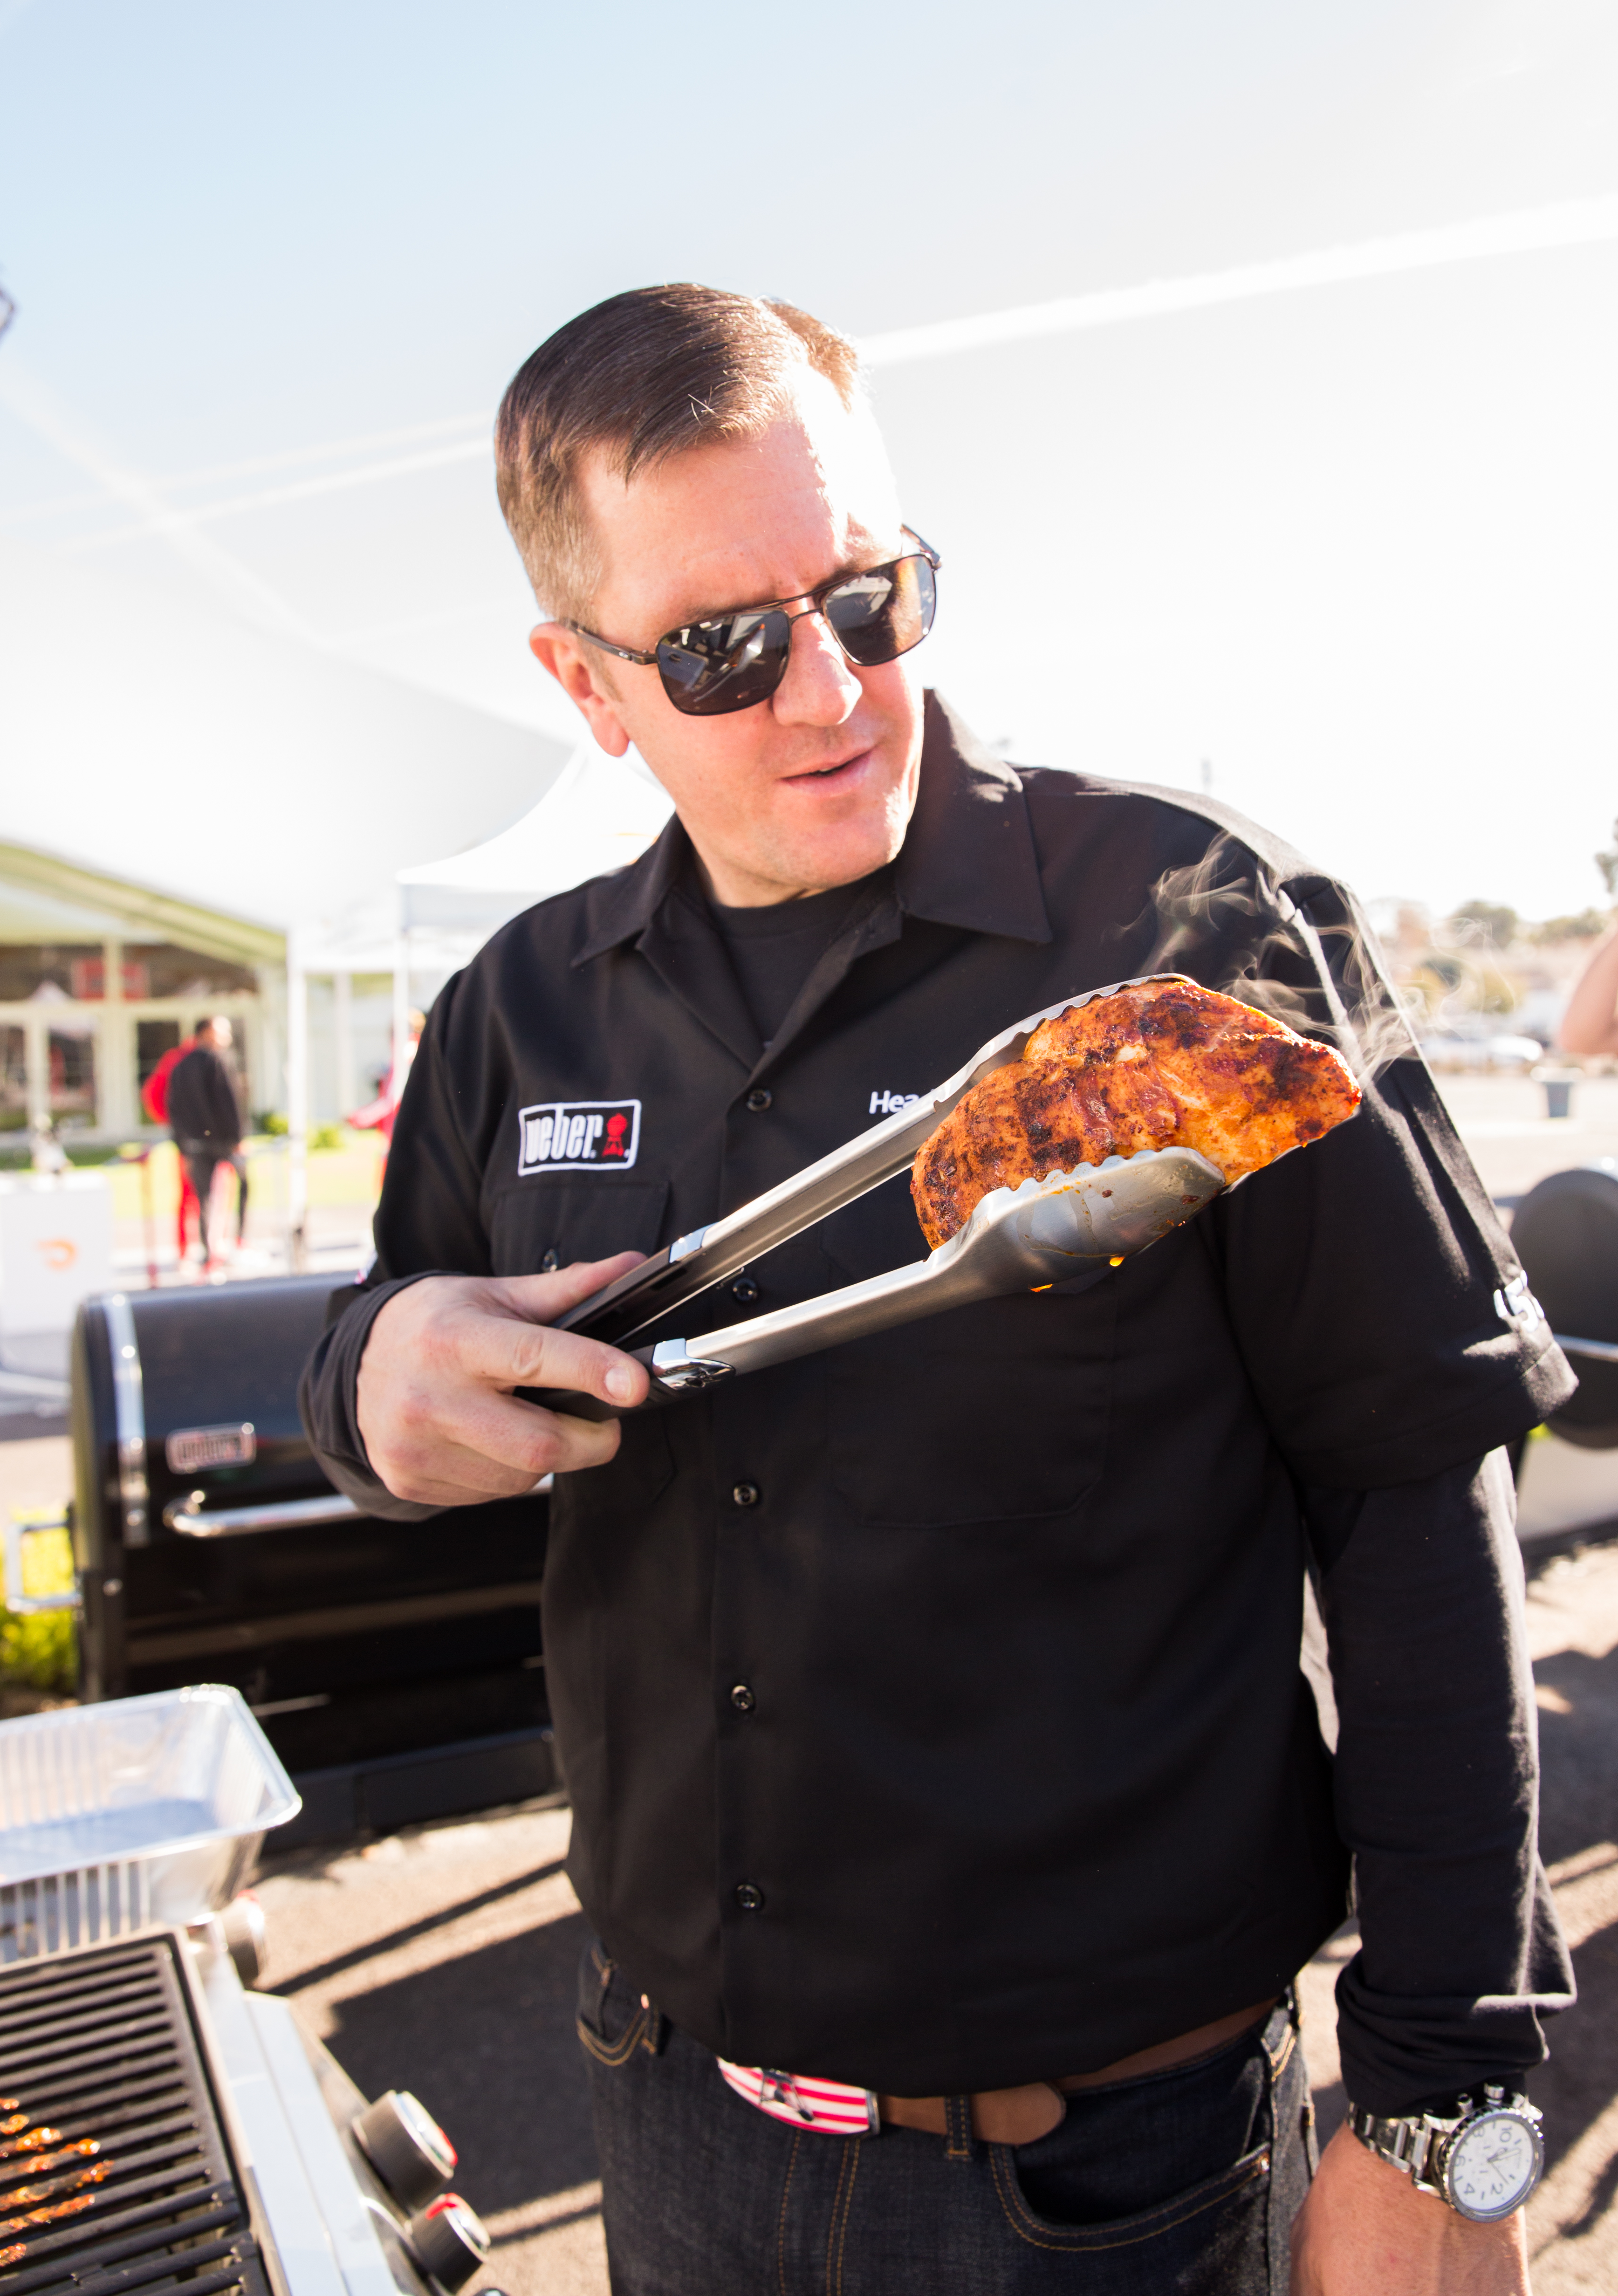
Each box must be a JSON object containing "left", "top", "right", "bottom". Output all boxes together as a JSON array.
[{"left": 529, "top": 623, "right": 632, "bottom": 757}]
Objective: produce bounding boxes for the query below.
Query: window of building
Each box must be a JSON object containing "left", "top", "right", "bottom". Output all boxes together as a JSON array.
[
  {"left": 47, "top": 1027, "right": 97, "bottom": 1122},
  {"left": 137, "top": 946, "right": 258, "bottom": 1000},
  {"left": 0, "top": 945, "right": 102, "bottom": 1002}
]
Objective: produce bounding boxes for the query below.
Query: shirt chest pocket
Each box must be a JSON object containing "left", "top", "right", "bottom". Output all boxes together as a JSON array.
[
  {"left": 818, "top": 1183, "right": 1116, "bottom": 1527},
  {"left": 488, "top": 1176, "right": 671, "bottom": 1277}
]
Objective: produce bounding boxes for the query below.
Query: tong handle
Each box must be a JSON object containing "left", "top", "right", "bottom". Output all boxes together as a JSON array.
[
  {"left": 550, "top": 1096, "right": 936, "bottom": 1344},
  {"left": 550, "top": 1233, "right": 711, "bottom": 1345}
]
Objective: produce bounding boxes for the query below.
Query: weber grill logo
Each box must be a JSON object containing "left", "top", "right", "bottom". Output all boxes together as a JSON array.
[
  {"left": 166, "top": 1422, "right": 256, "bottom": 1473},
  {"left": 518, "top": 1099, "right": 641, "bottom": 1175}
]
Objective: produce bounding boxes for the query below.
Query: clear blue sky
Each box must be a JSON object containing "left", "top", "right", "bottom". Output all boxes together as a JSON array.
[{"left": 2, "top": 0, "right": 1615, "bottom": 919}]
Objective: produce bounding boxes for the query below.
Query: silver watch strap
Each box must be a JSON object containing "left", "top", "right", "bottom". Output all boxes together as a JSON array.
[{"left": 1348, "top": 2103, "right": 1463, "bottom": 2196}]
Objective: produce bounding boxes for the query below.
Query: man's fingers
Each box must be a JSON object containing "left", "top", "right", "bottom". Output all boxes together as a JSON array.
[
  {"left": 492, "top": 1252, "right": 647, "bottom": 1323},
  {"left": 458, "top": 1304, "right": 650, "bottom": 1408},
  {"left": 370, "top": 1394, "right": 624, "bottom": 1505},
  {"left": 434, "top": 1387, "right": 626, "bottom": 1478},
  {"left": 356, "top": 1263, "right": 649, "bottom": 1510}
]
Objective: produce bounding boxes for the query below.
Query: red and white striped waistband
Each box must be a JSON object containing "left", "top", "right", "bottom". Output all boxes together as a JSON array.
[{"left": 717, "top": 2056, "right": 879, "bottom": 2136}]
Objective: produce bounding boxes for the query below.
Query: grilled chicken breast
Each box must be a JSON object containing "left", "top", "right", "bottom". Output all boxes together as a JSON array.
[{"left": 911, "top": 977, "right": 1361, "bottom": 1249}]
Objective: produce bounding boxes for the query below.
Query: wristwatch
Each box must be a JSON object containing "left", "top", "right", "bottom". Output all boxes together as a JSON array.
[{"left": 1347, "top": 2086, "right": 1544, "bottom": 2221}]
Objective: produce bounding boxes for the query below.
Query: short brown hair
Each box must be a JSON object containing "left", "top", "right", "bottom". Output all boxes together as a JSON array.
[{"left": 495, "top": 284, "right": 861, "bottom": 621}]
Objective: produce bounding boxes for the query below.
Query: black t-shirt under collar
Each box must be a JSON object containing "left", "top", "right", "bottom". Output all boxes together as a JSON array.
[{"left": 700, "top": 876, "right": 879, "bottom": 1048}]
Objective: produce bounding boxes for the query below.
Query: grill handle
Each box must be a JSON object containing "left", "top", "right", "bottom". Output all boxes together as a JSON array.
[
  {"left": 162, "top": 1476, "right": 554, "bottom": 1534},
  {"left": 163, "top": 1492, "right": 365, "bottom": 1537}
]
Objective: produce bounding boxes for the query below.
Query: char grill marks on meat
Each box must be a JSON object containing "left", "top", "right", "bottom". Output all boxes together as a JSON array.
[{"left": 910, "top": 978, "right": 1361, "bottom": 1248}]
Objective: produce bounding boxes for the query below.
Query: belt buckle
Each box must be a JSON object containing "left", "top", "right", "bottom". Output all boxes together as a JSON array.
[{"left": 717, "top": 2056, "right": 879, "bottom": 2136}]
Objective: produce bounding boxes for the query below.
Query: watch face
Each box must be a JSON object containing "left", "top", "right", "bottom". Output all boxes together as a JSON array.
[{"left": 1444, "top": 2110, "right": 1544, "bottom": 2221}]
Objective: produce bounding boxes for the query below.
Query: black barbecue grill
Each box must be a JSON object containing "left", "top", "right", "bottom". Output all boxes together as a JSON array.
[
  {"left": 0, "top": 1935, "right": 269, "bottom": 2296},
  {"left": 1511, "top": 1163, "right": 1618, "bottom": 1447},
  {"left": 70, "top": 1277, "right": 556, "bottom": 1845}
]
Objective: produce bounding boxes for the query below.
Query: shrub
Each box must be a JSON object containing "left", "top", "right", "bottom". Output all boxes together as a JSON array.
[
  {"left": 1, "top": 1521, "right": 78, "bottom": 1697},
  {"left": 0, "top": 1607, "right": 77, "bottom": 1696}
]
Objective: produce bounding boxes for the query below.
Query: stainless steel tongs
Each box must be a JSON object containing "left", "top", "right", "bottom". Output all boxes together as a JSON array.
[{"left": 524, "top": 974, "right": 1225, "bottom": 1417}]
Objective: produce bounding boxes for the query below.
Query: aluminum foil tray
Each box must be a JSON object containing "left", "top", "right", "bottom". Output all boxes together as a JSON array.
[{"left": 0, "top": 1683, "right": 301, "bottom": 1961}]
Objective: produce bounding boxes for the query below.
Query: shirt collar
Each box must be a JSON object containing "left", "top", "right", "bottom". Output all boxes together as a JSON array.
[
  {"left": 572, "top": 688, "right": 1050, "bottom": 967},
  {"left": 894, "top": 691, "right": 1050, "bottom": 944}
]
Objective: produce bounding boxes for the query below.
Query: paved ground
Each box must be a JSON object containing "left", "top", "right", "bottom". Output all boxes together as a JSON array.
[
  {"left": 1429, "top": 1070, "right": 1618, "bottom": 1205},
  {"left": 257, "top": 1807, "right": 607, "bottom": 2296}
]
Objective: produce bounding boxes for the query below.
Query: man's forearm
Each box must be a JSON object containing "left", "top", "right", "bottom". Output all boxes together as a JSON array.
[{"left": 1306, "top": 1450, "right": 1573, "bottom": 2113}]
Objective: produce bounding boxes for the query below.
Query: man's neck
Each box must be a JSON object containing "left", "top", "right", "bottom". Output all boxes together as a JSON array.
[{"left": 691, "top": 848, "right": 878, "bottom": 910}]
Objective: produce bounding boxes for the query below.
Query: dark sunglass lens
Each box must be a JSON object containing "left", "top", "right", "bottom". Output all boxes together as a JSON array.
[
  {"left": 826, "top": 555, "right": 936, "bottom": 667},
  {"left": 657, "top": 608, "right": 792, "bottom": 715}
]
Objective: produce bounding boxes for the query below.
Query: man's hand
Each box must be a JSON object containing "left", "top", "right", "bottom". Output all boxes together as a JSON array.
[
  {"left": 1291, "top": 2124, "right": 1530, "bottom": 2294},
  {"left": 356, "top": 1256, "right": 652, "bottom": 1506}
]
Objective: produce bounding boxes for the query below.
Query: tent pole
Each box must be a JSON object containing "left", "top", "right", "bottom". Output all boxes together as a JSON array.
[
  {"left": 392, "top": 926, "right": 412, "bottom": 1113},
  {"left": 286, "top": 927, "right": 309, "bottom": 1273},
  {"left": 333, "top": 969, "right": 355, "bottom": 1120}
]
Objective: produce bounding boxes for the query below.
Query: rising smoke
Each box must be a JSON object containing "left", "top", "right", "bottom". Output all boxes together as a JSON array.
[{"left": 1130, "top": 833, "right": 1421, "bottom": 1086}]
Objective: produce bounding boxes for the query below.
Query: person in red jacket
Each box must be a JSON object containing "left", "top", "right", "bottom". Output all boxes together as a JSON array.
[
  {"left": 141, "top": 1034, "right": 201, "bottom": 1263},
  {"left": 348, "top": 1010, "right": 425, "bottom": 1159}
]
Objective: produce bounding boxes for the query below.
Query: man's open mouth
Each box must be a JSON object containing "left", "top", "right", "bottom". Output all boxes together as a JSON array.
[{"left": 786, "top": 749, "right": 871, "bottom": 784}]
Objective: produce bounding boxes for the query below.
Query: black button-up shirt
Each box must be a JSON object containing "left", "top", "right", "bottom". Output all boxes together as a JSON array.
[{"left": 304, "top": 694, "right": 1574, "bottom": 2104}]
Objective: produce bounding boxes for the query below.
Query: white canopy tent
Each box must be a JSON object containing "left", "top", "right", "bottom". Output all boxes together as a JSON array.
[
  {"left": 0, "top": 533, "right": 571, "bottom": 1253},
  {"left": 0, "top": 536, "right": 569, "bottom": 926},
  {"left": 397, "top": 743, "right": 673, "bottom": 933},
  {"left": 387, "top": 743, "right": 674, "bottom": 1090}
]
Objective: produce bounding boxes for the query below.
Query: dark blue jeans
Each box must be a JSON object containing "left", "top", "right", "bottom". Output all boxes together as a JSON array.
[{"left": 578, "top": 1942, "right": 1316, "bottom": 2294}]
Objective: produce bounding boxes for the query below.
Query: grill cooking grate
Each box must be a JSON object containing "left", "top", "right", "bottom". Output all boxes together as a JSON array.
[{"left": 0, "top": 1937, "right": 267, "bottom": 2296}]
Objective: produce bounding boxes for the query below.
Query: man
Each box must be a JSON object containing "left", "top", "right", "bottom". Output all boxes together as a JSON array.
[
  {"left": 303, "top": 287, "right": 1573, "bottom": 2293},
  {"left": 166, "top": 1016, "right": 246, "bottom": 1266}
]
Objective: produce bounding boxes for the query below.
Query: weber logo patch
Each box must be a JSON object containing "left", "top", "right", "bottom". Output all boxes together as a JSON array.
[{"left": 519, "top": 1099, "right": 641, "bottom": 1175}]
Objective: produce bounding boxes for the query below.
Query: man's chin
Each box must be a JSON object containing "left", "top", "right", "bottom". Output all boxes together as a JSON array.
[{"left": 762, "top": 821, "right": 905, "bottom": 896}]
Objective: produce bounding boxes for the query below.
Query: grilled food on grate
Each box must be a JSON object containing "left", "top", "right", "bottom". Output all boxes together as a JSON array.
[{"left": 911, "top": 978, "right": 1361, "bottom": 1249}]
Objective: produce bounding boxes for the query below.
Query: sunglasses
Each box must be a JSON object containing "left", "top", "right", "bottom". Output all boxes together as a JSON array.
[{"left": 563, "top": 528, "right": 941, "bottom": 718}]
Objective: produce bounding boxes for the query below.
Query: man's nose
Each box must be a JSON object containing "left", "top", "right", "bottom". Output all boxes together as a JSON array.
[{"left": 770, "top": 608, "right": 862, "bottom": 726}]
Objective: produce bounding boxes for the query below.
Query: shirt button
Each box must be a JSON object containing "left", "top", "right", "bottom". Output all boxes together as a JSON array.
[
  {"left": 735, "top": 1882, "right": 765, "bottom": 1911},
  {"left": 745, "top": 1087, "right": 773, "bottom": 1112},
  {"left": 730, "top": 1682, "right": 756, "bottom": 1711},
  {"left": 732, "top": 1481, "right": 760, "bottom": 1507},
  {"left": 730, "top": 1276, "right": 760, "bottom": 1304}
]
